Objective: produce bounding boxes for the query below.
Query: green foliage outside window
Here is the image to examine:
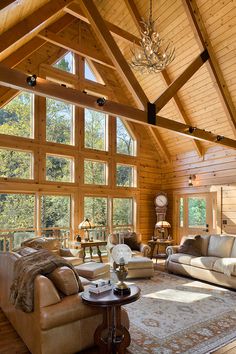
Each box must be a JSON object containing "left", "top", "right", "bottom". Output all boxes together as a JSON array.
[
  {"left": 188, "top": 197, "right": 206, "bottom": 227},
  {"left": 84, "top": 160, "right": 106, "bottom": 185},
  {"left": 113, "top": 198, "right": 133, "bottom": 226},
  {"left": 84, "top": 108, "right": 107, "bottom": 151},
  {"left": 53, "top": 52, "right": 74, "bottom": 73},
  {"left": 46, "top": 155, "right": 73, "bottom": 182},
  {"left": 41, "top": 195, "right": 70, "bottom": 229},
  {"left": 0, "top": 193, "right": 35, "bottom": 229},
  {"left": 0, "top": 92, "right": 33, "bottom": 138},
  {"left": 116, "top": 164, "right": 134, "bottom": 187},
  {"left": 0, "top": 148, "right": 32, "bottom": 179},
  {"left": 116, "top": 117, "right": 134, "bottom": 156},
  {"left": 46, "top": 98, "right": 73, "bottom": 145},
  {"left": 84, "top": 197, "right": 107, "bottom": 226}
]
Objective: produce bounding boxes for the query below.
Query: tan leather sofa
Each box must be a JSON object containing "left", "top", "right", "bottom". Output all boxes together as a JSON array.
[
  {"left": 166, "top": 234, "right": 236, "bottom": 289},
  {"left": 0, "top": 251, "right": 129, "bottom": 354}
]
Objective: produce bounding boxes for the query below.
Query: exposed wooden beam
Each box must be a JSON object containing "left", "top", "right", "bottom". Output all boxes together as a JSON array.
[
  {"left": 1, "top": 65, "right": 236, "bottom": 150},
  {"left": 154, "top": 50, "right": 209, "bottom": 111},
  {"left": 78, "top": 0, "right": 148, "bottom": 110},
  {"left": 146, "top": 126, "right": 172, "bottom": 164},
  {"left": 0, "top": 0, "right": 74, "bottom": 57},
  {"left": 183, "top": 0, "right": 236, "bottom": 136},
  {"left": 65, "top": 3, "right": 140, "bottom": 44},
  {"left": 38, "top": 29, "right": 115, "bottom": 69},
  {"left": 125, "top": 0, "right": 203, "bottom": 158},
  {"left": 0, "top": 0, "right": 17, "bottom": 12}
]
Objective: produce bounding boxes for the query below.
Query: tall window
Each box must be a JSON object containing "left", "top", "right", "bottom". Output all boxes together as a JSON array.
[
  {"left": 84, "top": 108, "right": 107, "bottom": 151},
  {"left": 0, "top": 148, "right": 33, "bottom": 179},
  {"left": 113, "top": 198, "right": 133, "bottom": 228},
  {"left": 116, "top": 164, "right": 136, "bottom": 187},
  {"left": 40, "top": 195, "right": 71, "bottom": 233},
  {"left": 116, "top": 117, "right": 135, "bottom": 156},
  {"left": 46, "top": 98, "right": 74, "bottom": 145},
  {"left": 53, "top": 52, "right": 74, "bottom": 74},
  {"left": 84, "top": 197, "right": 108, "bottom": 226},
  {"left": 0, "top": 92, "right": 34, "bottom": 138},
  {"left": 46, "top": 154, "right": 74, "bottom": 182},
  {"left": 84, "top": 160, "right": 107, "bottom": 185}
]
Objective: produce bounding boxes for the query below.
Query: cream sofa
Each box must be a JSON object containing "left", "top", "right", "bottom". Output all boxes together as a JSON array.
[
  {"left": 166, "top": 234, "right": 236, "bottom": 289},
  {"left": 0, "top": 251, "right": 129, "bottom": 354}
]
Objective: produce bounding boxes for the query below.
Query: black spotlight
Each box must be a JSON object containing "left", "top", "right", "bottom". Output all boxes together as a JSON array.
[
  {"left": 26, "top": 74, "right": 37, "bottom": 87},
  {"left": 188, "top": 126, "right": 196, "bottom": 134},
  {"left": 216, "top": 135, "right": 224, "bottom": 142},
  {"left": 96, "top": 97, "right": 106, "bottom": 106}
]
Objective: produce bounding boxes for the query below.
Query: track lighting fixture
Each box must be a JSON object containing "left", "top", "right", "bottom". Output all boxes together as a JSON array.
[
  {"left": 188, "top": 126, "right": 197, "bottom": 134},
  {"left": 96, "top": 97, "right": 106, "bottom": 106},
  {"left": 216, "top": 135, "right": 224, "bottom": 142},
  {"left": 26, "top": 74, "right": 37, "bottom": 87}
]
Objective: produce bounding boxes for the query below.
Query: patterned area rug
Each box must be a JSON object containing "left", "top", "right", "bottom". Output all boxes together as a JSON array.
[{"left": 124, "top": 271, "right": 236, "bottom": 354}]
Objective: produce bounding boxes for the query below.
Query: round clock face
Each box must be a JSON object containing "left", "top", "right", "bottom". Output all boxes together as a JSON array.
[{"left": 155, "top": 194, "right": 168, "bottom": 207}]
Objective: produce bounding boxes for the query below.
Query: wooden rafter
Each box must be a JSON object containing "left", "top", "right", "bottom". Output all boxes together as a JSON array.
[
  {"left": 124, "top": 0, "right": 203, "bottom": 158},
  {"left": 0, "top": 0, "right": 17, "bottom": 12},
  {"left": 0, "top": 0, "right": 74, "bottom": 57},
  {"left": 146, "top": 126, "right": 172, "bottom": 164},
  {"left": 154, "top": 50, "right": 209, "bottom": 111},
  {"left": 78, "top": 0, "right": 148, "bottom": 110},
  {"left": 38, "top": 29, "right": 115, "bottom": 69},
  {"left": 64, "top": 3, "right": 140, "bottom": 45},
  {"left": 1, "top": 65, "right": 236, "bottom": 150},
  {"left": 183, "top": 0, "right": 236, "bottom": 136}
]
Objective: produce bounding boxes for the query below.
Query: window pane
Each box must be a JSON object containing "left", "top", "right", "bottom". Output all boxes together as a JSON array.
[
  {"left": 179, "top": 197, "right": 184, "bottom": 227},
  {"left": 46, "top": 155, "right": 73, "bottom": 182},
  {"left": 0, "top": 193, "right": 35, "bottom": 230},
  {"left": 84, "top": 160, "right": 106, "bottom": 185},
  {"left": 46, "top": 98, "right": 74, "bottom": 145},
  {"left": 0, "top": 92, "right": 33, "bottom": 138},
  {"left": 113, "top": 198, "right": 133, "bottom": 226},
  {"left": 116, "top": 117, "right": 135, "bottom": 156},
  {"left": 0, "top": 148, "right": 32, "bottom": 179},
  {"left": 116, "top": 164, "right": 135, "bottom": 187},
  {"left": 53, "top": 52, "right": 74, "bottom": 73},
  {"left": 84, "top": 197, "right": 108, "bottom": 226},
  {"left": 84, "top": 108, "right": 107, "bottom": 151},
  {"left": 41, "top": 195, "right": 70, "bottom": 228},
  {"left": 188, "top": 197, "right": 206, "bottom": 228},
  {"left": 85, "top": 60, "right": 97, "bottom": 82}
]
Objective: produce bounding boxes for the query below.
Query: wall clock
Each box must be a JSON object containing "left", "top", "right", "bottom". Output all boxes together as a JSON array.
[{"left": 154, "top": 192, "right": 168, "bottom": 223}]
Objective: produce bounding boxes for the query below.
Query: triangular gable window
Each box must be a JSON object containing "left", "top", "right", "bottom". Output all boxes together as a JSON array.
[
  {"left": 85, "top": 59, "right": 104, "bottom": 84},
  {"left": 116, "top": 117, "right": 136, "bottom": 156},
  {"left": 53, "top": 52, "right": 74, "bottom": 74}
]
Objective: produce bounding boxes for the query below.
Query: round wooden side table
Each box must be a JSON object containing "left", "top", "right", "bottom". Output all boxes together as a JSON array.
[
  {"left": 81, "top": 284, "right": 140, "bottom": 354},
  {"left": 148, "top": 239, "right": 174, "bottom": 260}
]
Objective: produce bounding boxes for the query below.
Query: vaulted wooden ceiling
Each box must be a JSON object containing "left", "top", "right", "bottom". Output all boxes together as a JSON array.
[{"left": 0, "top": 0, "right": 236, "bottom": 163}]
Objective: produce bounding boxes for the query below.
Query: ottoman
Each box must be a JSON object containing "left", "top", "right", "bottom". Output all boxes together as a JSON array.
[
  {"left": 75, "top": 262, "right": 110, "bottom": 280},
  {"left": 127, "top": 257, "right": 154, "bottom": 278}
]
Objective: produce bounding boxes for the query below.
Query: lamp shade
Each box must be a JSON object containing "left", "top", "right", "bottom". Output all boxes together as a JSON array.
[
  {"left": 155, "top": 220, "right": 171, "bottom": 229},
  {"left": 78, "top": 218, "right": 94, "bottom": 230},
  {"left": 112, "top": 244, "right": 132, "bottom": 265}
]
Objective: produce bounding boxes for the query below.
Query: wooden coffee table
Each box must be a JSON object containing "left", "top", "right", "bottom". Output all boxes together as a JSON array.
[{"left": 81, "top": 284, "right": 140, "bottom": 354}]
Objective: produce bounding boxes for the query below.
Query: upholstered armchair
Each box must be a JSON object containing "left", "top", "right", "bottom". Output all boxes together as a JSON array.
[
  {"left": 107, "top": 231, "right": 151, "bottom": 266},
  {"left": 21, "top": 237, "right": 83, "bottom": 266}
]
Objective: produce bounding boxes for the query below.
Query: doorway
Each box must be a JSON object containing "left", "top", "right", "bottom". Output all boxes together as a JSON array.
[{"left": 176, "top": 192, "right": 217, "bottom": 243}]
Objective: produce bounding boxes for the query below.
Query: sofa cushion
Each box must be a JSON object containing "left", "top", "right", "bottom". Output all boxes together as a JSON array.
[
  {"left": 169, "top": 253, "right": 195, "bottom": 265},
  {"left": 199, "top": 235, "right": 211, "bottom": 256},
  {"left": 75, "top": 262, "right": 110, "bottom": 280},
  {"left": 208, "top": 235, "right": 235, "bottom": 258},
  {"left": 190, "top": 256, "right": 219, "bottom": 270},
  {"left": 213, "top": 258, "right": 236, "bottom": 276},
  {"left": 178, "top": 235, "right": 201, "bottom": 256},
  {"left": 48, "top": 266, "right": 80, "bottom": 296},
  {"left": 127, "top": 256, "right": 154, "bottom": 269},
  {"left": 228, "top": 237, "right": 236, "bottom": 258},
  {"left": 22, "top": 237, "right": 60, "bottom": 254}
]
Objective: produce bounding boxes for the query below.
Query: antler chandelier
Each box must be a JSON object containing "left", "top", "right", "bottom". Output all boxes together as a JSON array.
[{"left": 130, "top": 0, "right": 175, "bottom": 74}]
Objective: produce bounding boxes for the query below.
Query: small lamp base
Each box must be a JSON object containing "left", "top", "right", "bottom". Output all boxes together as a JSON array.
[{"left": 113, "top": 286, "right": 131, "bottom": 296}]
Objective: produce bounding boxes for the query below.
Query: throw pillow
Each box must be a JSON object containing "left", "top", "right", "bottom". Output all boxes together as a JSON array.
[
  {"left": 123, "top": 233, "right": 140, "bottom": 251},
  {"left": 48, "top": 266, "right": 81, "bottom": 296},
  {"left": 15, "top": 247, "right": 38, "bottom": 256},
  {"left": 178, "top": 235, "right": 202, "bottom": 256}
]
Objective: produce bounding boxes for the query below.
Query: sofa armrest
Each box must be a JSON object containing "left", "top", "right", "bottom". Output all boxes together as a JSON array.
[
  {"left": 34, "top": 275, "right": 61, "bottom": 309},
  {"left": 166, "top": 245, "right": 179, "bottom": 257},
  {"left": 139, "top": 243, "right": 151, "bottom": 257}
]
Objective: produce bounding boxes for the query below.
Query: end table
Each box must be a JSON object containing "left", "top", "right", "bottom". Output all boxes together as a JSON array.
[{"left": 148, "top": 239, "right": 173, "bottom": 260}]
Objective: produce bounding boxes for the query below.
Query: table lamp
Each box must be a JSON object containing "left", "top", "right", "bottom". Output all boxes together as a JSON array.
[
  {"left": 78, "top": 218, "right": 94, "bottom": 241},
  {"left": 112, "top": 244, "right": 132, "bottom": 295},
  {"left": 155, "top": 220, "right": 171, "bottom": 239}
]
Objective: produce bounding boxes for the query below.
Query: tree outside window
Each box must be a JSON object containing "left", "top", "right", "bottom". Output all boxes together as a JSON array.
[
  {"left": 40, "top": 195, "right": 71, "bottom": 229},
  {"left": 46, "top": 155, "right": 74, "bottom": 182},
  {"left": 116, "top": 117, "right": 135, "bottom": 156},
  {"left": 113, "top": 198, "right": 133, "bottom": 227},
  {"left": 0, "top": 92, "right": 33, "bottom": 138},
  {"left": 116, "top": 164, "right": 136, "bottom": 187},
  {"left": 0, "top": 148, "right": 33, "bottom": 179},
  {"left": 84, "top": 108, "right": 107, "bottom": 151},
  {"left": 84, "top": 160, "right": 107, "bottom": 185},
  {"left": 46, "top": 98, "right": 74, "bottom": 145},
  {"left": 84, "top": 197, "right": 108, "bottom": 226},
  {"left": 53, "top": 52, "right": 74, "bottom": 74}
]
